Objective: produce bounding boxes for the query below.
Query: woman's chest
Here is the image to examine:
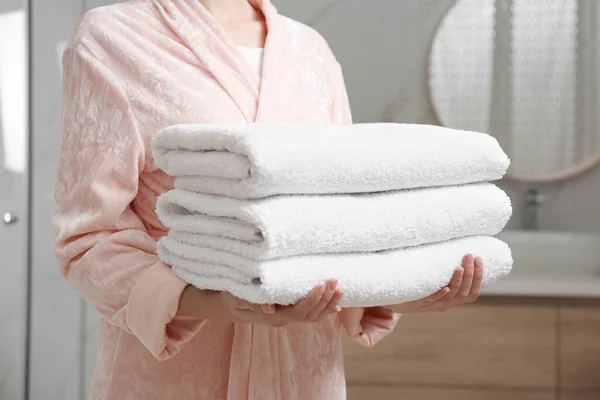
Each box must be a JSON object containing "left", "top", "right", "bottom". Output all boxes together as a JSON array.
[{"left": 121, "top": 49, "right": 335, "bottom": 150}]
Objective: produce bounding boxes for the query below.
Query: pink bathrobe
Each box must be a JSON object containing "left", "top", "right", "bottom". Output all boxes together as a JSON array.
[{"left": 54, "top": 0, "right": 400, "bottom": 398}]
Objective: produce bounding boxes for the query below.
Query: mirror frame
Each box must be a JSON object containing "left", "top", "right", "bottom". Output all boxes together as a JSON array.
[{"left": 426, "top": 0, "right": 600, "bottom": 184}]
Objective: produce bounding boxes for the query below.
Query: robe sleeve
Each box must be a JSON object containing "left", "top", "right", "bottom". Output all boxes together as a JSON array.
[
  {"left": 328, "top": 61, "right": 402, "bottom": 346},
  {"left": 54, "top": 45, "right": 206, "bottom": 361}
]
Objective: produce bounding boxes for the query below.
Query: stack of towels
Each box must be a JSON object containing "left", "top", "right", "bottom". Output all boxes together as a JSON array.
[{"left": 152, "top": 123, "right": 513, "bottom": 307}]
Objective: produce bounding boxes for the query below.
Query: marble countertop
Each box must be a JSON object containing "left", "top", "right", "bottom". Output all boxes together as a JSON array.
[{"left": 483, "top": 272, "right": 600, "bottom": 298}]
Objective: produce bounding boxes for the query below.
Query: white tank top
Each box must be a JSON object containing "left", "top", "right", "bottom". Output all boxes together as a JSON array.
[{"left": 237, "top": 46, "right": 264, "bottom": 76}]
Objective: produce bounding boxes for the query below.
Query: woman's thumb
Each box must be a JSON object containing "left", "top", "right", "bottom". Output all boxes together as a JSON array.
[{"left": 260, "top": 304, "right": 275, "bottom": 314}]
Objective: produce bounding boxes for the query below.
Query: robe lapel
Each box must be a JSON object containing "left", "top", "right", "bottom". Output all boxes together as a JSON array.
[
  {"left": 252, "top": 0, "right": 292, "bottom": 123},
  {"left": 251, "top": 1, "right": 306, "bottom": 123},
  {"left": 154, "top": 0, "right": 278, "bottom": 122}
]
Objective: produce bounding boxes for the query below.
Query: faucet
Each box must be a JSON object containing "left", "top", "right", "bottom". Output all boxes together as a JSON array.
[{"left": 523, "top": 188, "right": 545, "bottom": 230}]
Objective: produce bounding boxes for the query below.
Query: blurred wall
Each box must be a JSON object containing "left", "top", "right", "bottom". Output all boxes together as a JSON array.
[
  {"left": 0, "top": 0, "right": 22, "bottom": 13},
  {"left": 273, "top": 0, "right": 600, "bottom": 234}
]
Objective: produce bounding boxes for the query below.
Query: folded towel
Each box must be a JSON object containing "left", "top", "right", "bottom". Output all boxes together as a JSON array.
[
  {"left": 156, "top": 183, "right": 512, "bottom": 260},
  {"left": 158, "top": 236, "right": 513, "bottom": 307},
  {"left": 151, "top": 123, "right": 510, "bottom": 199}
]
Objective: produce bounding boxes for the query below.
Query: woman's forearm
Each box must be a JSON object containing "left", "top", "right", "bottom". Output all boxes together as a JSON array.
[{"left": 177, "top": 285, "right": 231, "bottom": 321}]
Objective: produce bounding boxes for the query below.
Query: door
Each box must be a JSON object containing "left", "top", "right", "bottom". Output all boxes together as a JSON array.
[
  {"left": 0, "top": 1, "right": 29, "bottom": 399},
  {"left": 28, "top": 0, "right": 86, "bottom": 399}
]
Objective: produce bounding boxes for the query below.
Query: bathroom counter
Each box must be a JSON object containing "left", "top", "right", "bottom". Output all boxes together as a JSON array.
[
  {"left": 483, "top": 272, "right": 600, "bottom": 299},
  {"left": 487, "top": 230, "right": 600, "bottom": 299}
]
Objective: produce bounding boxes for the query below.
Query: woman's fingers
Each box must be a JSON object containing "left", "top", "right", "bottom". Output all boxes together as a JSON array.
[
  {"left": 468, "top": 256, "right": 484, "bottom": 302},
  {"left": 245, "top": 281, "right": 343, "bottom": 326},
  {"left": 318, "top": 288, "right": 344, "bottom": 318},
  {"left": 284, "top": 283, "right": 326, "bottom": 319},
  {"left": 437, "top": 266, "right": 464, "bottom": 310},
  {"left": 304, "top": 280, "right": 338, "bottom": 321},
  {"left": 447, "top": 266, "right": 464, "bottom": 297},
  {"left": 420, "top": 286, "right": 452, "bottom": 307},
  {"left": 245, "top": 301, "right": 276, "bottom": 315},
  {"left": 328, "top": 289, "right": 344, "bottom": 312},
  {"left": 458, "top": 254, "right": 475, "bottom": 297},
  {"left": 232, "top": 281, "right": 344, "bottom": 326},
  {"left": 260, "top": 304, "right": 276, "bottom": 314}
]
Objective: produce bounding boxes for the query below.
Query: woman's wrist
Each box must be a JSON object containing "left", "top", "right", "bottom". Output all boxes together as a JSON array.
[
  {"left": 386, "top": 304, "right": 403, "bottom": 313},
  {"left": 177, "top": 285, "right": 229, "bottom": 321}
]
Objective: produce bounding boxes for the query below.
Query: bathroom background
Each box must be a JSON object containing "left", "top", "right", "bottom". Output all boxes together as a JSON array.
[{"left": 1, "top": 0, "right": 599, "bottom": 399}]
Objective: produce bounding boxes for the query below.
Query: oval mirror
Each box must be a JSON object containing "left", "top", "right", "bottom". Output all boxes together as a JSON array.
[{"left": 428, "top": 0, "right": 600, "bottom": 182}]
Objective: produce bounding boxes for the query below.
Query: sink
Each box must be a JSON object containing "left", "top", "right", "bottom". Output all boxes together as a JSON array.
[{"left": 485, "top": 230, "right": 600, "bottom": 298}]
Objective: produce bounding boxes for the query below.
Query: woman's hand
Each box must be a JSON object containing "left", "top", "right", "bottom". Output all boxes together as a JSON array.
[
  {"left": 388, "top": 254, "right": 483, "bottom": 314},
  {"left": 178, "top": 279, "right": 344, "bottom": 327},
  {"left": 220, "top": 279, "right": 344, "bottom": 326}
]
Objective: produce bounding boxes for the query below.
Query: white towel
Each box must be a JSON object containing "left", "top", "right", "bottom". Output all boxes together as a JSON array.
[
  {"left": 158, "top": 236, "right": 513, "bottom": 307},
  {"left": 151, "top": 123, "right": 510, "bottom": 199},
  {"left": 156, "top": 183, "right": 512, "bottom": 260}
]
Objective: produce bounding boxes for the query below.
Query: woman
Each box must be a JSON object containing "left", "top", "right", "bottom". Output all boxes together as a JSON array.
[{"left": 54, "top": 0, "right": 484, "bottom": 398}]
